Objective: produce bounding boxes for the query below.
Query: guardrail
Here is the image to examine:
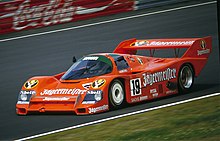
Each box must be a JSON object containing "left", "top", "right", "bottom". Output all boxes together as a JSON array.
[{"left": 0, "top": 0, "right": 194, "bottom": 34}]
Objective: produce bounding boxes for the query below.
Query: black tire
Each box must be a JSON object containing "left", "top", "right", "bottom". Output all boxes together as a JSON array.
[
  {"left": 109, "top": 79, "right": 125, "bottom": 109},
  {"left": 178, "top": 64, "right": 194, "bottom": 94}
]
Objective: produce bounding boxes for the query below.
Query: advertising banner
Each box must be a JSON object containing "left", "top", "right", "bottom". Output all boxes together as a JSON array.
[{"left": 0, "top": 0, "right": 134, "bottom": 34}]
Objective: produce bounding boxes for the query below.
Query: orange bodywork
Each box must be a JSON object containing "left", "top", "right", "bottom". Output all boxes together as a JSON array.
[{"left": 16, "top": 37, "right": 211, "bottom": 115}]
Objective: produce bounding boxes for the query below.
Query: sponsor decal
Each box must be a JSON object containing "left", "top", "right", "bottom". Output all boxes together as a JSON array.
[
  {"left": 119, "top": 69, "right": 128, "bottom": 73},
  {"left": 88, "top": 105, "right": 108, "bottom": 113},
  {"left": 82, "top": 101, "right": 96, "bottom": 104},
  {"left": 130, "top": 78, "right": 142, "bottom": 96},
  {"left": 17, "top": 101, "right": 30, "bottom": 104},
  {"left": 132, "top": 40, "right": 149, "bottom": 46},
  {"left": 92, "top": 79, "right": 106, "bottom": 89},
  {"left": 43, "top": 97, "right": 70, "bottom": 101},
  {"left": 132, "top": 41, "right": 194, "bottom": 47},
  {"left": 40, "top": 88, "right": 87, "bottom": 95},
  {"left": 140, "top": 96, "right": 148, "bottom": 101},
  {"left": 131, "top": 97, "right": 140, "bottom": 103},
  {"left": 197, "top": 40, "right": 210, "bottom": 55},
  {"left": 150, "top": 88, "right": 158, "bottom": 97},
  {"left": 143, "top": 68, "right": 176, "bottom": 86},
  {"left": 200, "top": 40, "right": 206, "bottom": 49},
  {"left": 131, "top": 96, "right": 148, "bottom": 102},
  {"left": 150, "top": 88, "right": 157, "bottom": 94},
  {"left": 149, "top": 41, "right": 194, "bottom": 46},
  {"left": 20, "top": 90, "right": 36, "bottom": 95},
  {"left": 82, "top": 82, "right": 92, "bottom": 90},
  {"left": 24, "top": 80, "right": 39, "bottom": 89},
  {"left": 87, "top": 90, "right": 102, "bottom": 95},
  {"left": 83, "top": 56, "right": 99, "bottom": 61},
  {"left": 197, "top": 49, "right": 210, "bottom": 55},
  {"left": 197, "top": 40, "right": 210, "bottom": 56}
]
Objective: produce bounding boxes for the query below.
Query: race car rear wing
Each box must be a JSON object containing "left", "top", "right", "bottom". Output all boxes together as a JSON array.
[{"left": 113, "top": 36, "right": 212, "bottom": 58}]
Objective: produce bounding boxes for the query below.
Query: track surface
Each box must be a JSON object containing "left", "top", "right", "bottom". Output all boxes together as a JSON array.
[{"left": 0, "top": 2, "right": 219, "bottom": 140}]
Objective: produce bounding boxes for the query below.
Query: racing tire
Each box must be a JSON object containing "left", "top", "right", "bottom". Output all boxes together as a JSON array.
[
  {"left": 109, "top": 79, "right": 125, "bottom": 109},
  {"left": 178, "top": 64, "right": 194, "bottom": 94}
]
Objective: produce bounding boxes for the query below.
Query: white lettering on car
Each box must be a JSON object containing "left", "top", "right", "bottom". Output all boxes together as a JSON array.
[
  {"left": 43, "top": 97, "right": 70, "bottom": 101},
  {"left": 197, "top": 49, "right": 210, "bottom": 55},
  {"left": 40, "top": 88, "right": 87, "bottom": 95},
  {"left": 133, "top": 41, "right": 194, "bottom": 46},
  {"left": 88, "top": 105, "right": 108, "bottom": 113},
  {"left": 143, "top": 68, "right": 176, "bottom": 86},
  {"left": 83, "top": 56, "right": 99, "bottom": 60}
]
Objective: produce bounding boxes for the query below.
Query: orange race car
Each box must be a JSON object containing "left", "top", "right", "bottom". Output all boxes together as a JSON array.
[{"left": 16, "top": 36, "right": 211, "bottom": 115}]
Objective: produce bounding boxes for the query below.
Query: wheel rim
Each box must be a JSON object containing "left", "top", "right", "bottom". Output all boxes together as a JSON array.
[
  {"left": 111, "top": 83, "right": 124, "bottom": 105},
  {"left": 180, "top": 66, "right": 193, "bottom": 89}
]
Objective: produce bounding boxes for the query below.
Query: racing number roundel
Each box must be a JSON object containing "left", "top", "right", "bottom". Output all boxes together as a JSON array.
[
  {"left": 92, "top": 79, "right": 106, "bottom": 89},
  {"left": 24, "top": 80, "right": 39, "bottom": 89},
  {"left": 130, "top": 78, "right": 142, "bottom": 96}
]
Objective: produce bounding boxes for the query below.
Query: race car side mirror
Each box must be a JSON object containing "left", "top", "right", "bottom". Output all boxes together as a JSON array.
[{"left": 72, "top": 56, "right": 76, "bottom": 63}]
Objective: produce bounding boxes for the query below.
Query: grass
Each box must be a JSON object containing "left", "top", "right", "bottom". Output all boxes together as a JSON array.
[{"left": 32, "top": 95, "right": 220, "bottom": 141}]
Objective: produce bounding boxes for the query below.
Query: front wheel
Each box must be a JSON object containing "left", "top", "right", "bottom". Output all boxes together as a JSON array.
[
  {"left": 109, "top": 79, "right": 125, "bottom": 109},
  {"left": 178, "top": 64, "right": 194, "bottom": 94}
]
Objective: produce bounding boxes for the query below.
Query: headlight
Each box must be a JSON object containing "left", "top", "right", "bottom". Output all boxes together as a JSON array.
[
  {"left": 17, "top": 90, "right": 36, "bottom": 104},
  {"left": 82, "top": 90, "right": 103, "bottom": 104},
  {"left": 94, "top": 93, "right": 102, "bottom": 101},
  {"left": 20, "top": 94, "right": 27, "bottom": 101}
]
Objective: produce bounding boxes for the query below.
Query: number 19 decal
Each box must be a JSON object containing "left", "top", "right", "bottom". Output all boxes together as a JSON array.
[{"left": 130, "top": 78, "right": 142, "bottom": 96}]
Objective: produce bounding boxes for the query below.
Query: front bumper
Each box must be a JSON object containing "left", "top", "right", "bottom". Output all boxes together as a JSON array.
[{"left": 16, "top": 101, "right": 109, "bottom": 115}]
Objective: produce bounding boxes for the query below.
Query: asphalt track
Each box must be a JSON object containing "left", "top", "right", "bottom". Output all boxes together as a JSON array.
[{"left": 0, "top": 1, "right": 219, "bottom": 140}]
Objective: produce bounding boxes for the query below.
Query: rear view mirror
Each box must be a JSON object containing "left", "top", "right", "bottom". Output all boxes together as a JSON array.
[{"left": 72, "top": 56, "right": 76, "bottom": 63}]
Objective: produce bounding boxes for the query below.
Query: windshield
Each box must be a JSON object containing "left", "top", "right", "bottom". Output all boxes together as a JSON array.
[{"left": 61, "top": 55, "right": 113, "bottom": 80}]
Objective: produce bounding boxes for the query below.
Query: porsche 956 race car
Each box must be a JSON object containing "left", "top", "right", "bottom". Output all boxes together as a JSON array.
[{"left": 16, "top": 36, "right": 211, "bottom": 115}]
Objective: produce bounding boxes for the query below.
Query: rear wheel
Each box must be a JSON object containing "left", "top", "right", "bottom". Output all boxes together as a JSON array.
[
  {"left": 178, "top": 64, "right": 194, "bottom": 94},
  {"left": 109, "top": 79, "right": 125, "bottom": 109}
]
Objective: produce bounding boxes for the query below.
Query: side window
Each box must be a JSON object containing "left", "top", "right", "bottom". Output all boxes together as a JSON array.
[{"left": 115, "top": 56, "right": 129, "bottom": 71}]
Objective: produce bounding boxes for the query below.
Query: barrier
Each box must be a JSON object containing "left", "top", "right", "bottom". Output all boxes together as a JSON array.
[
  {"left": 135, "top": 0, "right": 190, "bottom": 10},
  {"left": 0, "top": 0, "right": 194, "bottom": 34},
  {"left": 0, "top": 0, "right": 135, "bottom": 34}
]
